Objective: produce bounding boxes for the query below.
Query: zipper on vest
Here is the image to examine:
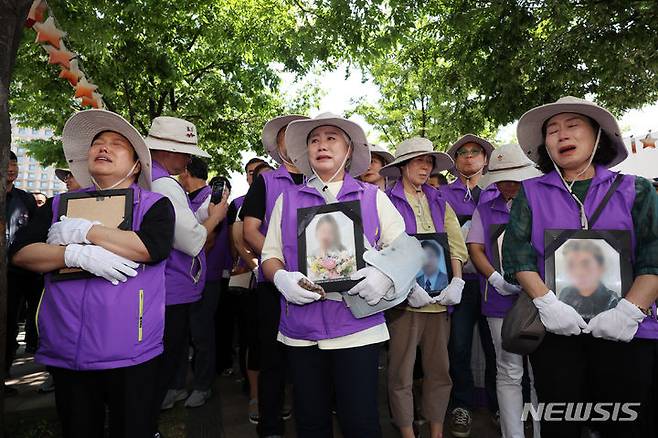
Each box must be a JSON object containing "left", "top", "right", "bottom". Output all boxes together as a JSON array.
[
  {"left": 34, "top": 287, "right": 46, "bottom": 339},
  {"left": 138, "top": 290, "right": 144, "bottom": 342},
  {"left": 484, "top": 281, "right": 488, "bottom": 302}
]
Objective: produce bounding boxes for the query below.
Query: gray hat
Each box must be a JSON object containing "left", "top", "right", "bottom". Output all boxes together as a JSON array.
[
  {"left": 145, "top": 116, "right": 210, "bottom": 158},
  {"left": 62, "top": 109, "right": 152, "bottom": 190},
  {"left": 478, "top": 143, "right": 543, "bottom": 189},
  {"left": 516, "top": 96, "right": 627, "bottom": 168},
  {"left": 368, "top": 143, "right": 394, "bottom": 165},
  {"left": 285, "top": 112, "right": 370, "bottom": 177},
  {"left": 261, "top": 115, "right": 309, "bottom": 164},
  {"left": 380, "top": 137, "right": 453, "bottom": 178}
]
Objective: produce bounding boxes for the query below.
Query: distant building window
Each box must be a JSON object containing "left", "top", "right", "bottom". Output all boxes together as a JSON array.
[
  {"left": 45, "top": 129, "right": 53, "bottom": 136},
  {"left": 18, "top": 127, "right": 27, "bottom": 135},
  {"left": 40, "top": 182, "right": 49, "bottom": 189},
  {"left": 27, "top": 181, "right": 35, "bottom": 188},
  {"left": 29, "top": 164, "right": 36, "bottom": 171},
  {"left": 17, "top": 149, "right": 25, "bottom": 157},
  {"left": 14, "top": 181, "right": 21, "bottom": 188},
  {"left": 28, "top": 173, "right": 35, "bottom": 179},
  {"left": 41, "top": 173, "right": 48, "bottom": 180}
]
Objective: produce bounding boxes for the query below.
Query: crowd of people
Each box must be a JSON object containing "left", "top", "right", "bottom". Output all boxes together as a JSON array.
[{"left": 3, "top": 95, "right": 658, "bottom": 438}]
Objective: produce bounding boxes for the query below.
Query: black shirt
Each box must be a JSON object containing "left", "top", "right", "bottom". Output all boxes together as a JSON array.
[
  {"left": 6, "top": 186, "right": 37, "bottom": 246},
  {"left": 9, "top": 196, "right": 175, "bottom": 264},
  {"left": 227, "top": 199, "right": 239, "bottom": 226},
  {"left": 239, "top": 172, "right": 305, "bottom": 221},
  {"left": 188, "top": 186, "right": 206, "bottom": 202}
]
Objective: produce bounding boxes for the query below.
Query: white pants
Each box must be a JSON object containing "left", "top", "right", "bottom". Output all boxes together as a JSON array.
[{"left": 487, "top": 317, "right": 541, "bottom": 438}]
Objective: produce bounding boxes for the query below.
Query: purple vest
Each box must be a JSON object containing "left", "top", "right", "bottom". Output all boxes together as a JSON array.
[
  {"left": 387, "top": 181, "right": 446, "bottom": 234},
  {"left": 152, "top": 160, "right": 205, "bottom": 305},
  {"left": 278, "top": 175, "right": 385, "bottom": 340},
  {"left": 440, "top": 178, "right": 498, "bottom": 281},
  {"left": 523, "top": 165, "right": 657, "bottom": 340},
  {"left": 37, "top": 184, "right": 166, "bottom": 370},
  {"left": 192, "top": 186, "right": 231, "bottom": 282},
  {"left": 476, "top": 195, "right": 518, "bottom": 317},
  {"left": 257, "top": 166, "right": 301, "bottom": 282}
]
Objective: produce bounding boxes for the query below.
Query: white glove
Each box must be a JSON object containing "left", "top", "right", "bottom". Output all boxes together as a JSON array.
[
  {"left": 273, "top": 270, "right": 322, "bottom": 305},
  {"left": 583, "top": 298, "right": 646, "bottom": 342},
  {"left": 533, "top": 291, "right": 587, "bottom": 336},
  {"left": 435, "top": 277, "right": 465, "bottom": 306},
  {"left": 347, "top": 266, "right": 394, "bottom": 305},
  {"left": 407, "top": 283, "right": 436, "bottom": 308},
  {"left": 488, "top": 271, "right": 522, "bottom": 296},
  {"left": 64, "top": 244, "right": 139, "bottom": 285},
  {"left": 47, "top": 215, "right": 99, "bottom": 245}
]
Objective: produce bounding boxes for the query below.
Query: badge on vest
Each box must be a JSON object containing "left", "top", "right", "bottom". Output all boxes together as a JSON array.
[
  {"left": 297, "top": 200, "right": 366, "bottom": 293},
  {"left": 412, "top": 233, "right": 452, "bottom": 297},
  {"left": 544, "top": 229, "right": 633, "bottom": 321},
  {"left": 52, "top": 188, "right": 134, "bottom": 281}
]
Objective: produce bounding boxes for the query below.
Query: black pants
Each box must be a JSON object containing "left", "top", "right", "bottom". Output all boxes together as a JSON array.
[
  {"left": 22, "top": 275, "right": 43, "bottom": 351},
  {"left": 51, "top": 356, "right": 160, "bottom": 438},
  {"left": 287, "top": 343, "right": 382, "bottom": 438},
  {"left": 155, "top": 303, "right": 190, "bottom": 415},
  {"left": 215, "top": 278, "right": 237, "bottom": 372},
  {"left": 448, "top": 278, "right": 498, "bottom": 412},
  {"left": 6, "top": 271, "right": 40, "bottom": 374},
  {"left": 530, "top": 333, "right": 656, "bottom": 438},
  {"left": 256, "top": 281, "right": 286, "bottom": 437}
]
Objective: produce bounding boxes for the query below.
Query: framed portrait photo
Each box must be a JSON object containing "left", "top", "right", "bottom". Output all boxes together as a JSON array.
[
  {"left": 52, "top": 188, "right": 134, "bottom": 281},
  {"left": 297, "top": 200, "right": 365, "bottom": 292},
  {"left": 412, "top": 233, "right": 453, "bottom": 297},
  {"left": 489, "top": 224, "right": 507, "bottom": 274},
  {"left": 544, "top": 229, "right": 633, "bottom": 321}
]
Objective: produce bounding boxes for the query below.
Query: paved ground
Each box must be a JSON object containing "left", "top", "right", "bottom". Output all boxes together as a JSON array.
[{"left": 5, "top": 332, "right": 508, "bottom": 437}]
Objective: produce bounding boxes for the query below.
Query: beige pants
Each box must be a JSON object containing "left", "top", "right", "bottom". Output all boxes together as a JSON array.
[{"left": 387, "top": 309, "right": 452, "bottom": 427}]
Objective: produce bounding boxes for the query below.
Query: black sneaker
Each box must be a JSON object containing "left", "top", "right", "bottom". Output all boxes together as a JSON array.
[{"left": 449, "top": 407, "right": 472, "bottom": 437}]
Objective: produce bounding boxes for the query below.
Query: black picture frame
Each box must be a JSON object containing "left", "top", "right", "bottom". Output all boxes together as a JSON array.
[
  {"left": 489, "top": 223, "right": 507, "bottom": 274},
  {"left": 544, "top": 229, "right": 633, "bottom": 320},
  {"left": 412, "top": 232, "right": 453, "bottom": 297},
  {"left": 297, "top": 200, "right": 366, "bottom": 292},
  {"left": 52, "top": 188, "right": 134, "bottom": 281}
]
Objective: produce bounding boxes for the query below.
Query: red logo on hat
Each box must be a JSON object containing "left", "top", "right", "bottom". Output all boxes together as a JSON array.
[{"left": 186, "top": 126, "right": 195, "bottom": 138}]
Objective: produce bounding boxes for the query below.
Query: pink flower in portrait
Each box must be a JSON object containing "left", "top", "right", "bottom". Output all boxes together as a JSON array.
[{"left": 320, "top": 258, "right": 337, "bottom": 270}]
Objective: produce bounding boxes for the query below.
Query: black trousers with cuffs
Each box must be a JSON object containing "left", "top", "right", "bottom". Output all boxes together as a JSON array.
[
  {"left": 50, "top": 356, "right": 161, "bottom": 438},
  {"left": 530, "top": 332, "right": 656, "bottom": 438}
]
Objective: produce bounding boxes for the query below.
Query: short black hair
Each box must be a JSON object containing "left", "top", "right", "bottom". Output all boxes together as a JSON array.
[
  {"left": 421, "top": 240, "right": 441, "bottom": 257},
  {"left": 431, "top": 173, "right": 448, "bottom": 185},
  {"left": 186, "top": 156, "right": 209, "bottom": 180},
  {"left": 9, "top": 151, "right": 17, "bottom": 161},
  {"left": 245, "top": 157, "right": 266, "bottom": 173},
  {"left": 209, "top": 175, "right": 232, "bottom": 192},
  {"left": 253, "top": 162, "right": 274, "bottom": 179},
  {"left": 536, "top": 117, "right": 617, "bottom": 174}
]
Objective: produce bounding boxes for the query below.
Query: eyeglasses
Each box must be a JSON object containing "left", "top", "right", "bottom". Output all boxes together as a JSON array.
[{"left": 456, "top": 148, "right": 484, "bottom": 157}]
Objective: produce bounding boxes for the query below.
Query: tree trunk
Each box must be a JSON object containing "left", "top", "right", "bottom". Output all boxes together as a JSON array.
[{"left": 0, "top": 1, "right": 32, "bottom": 435}]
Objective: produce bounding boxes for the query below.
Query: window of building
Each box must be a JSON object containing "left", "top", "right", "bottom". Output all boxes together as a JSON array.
[
  {"left": 27, "top": 181, "right": 35, "bottom": 188},
  {"left": 28, "top": 173, "right": 35, "bottom": 179},
  {"left": 41, "top": 173, "right": 48, "bottom": 180},
  {"left": 28, "top": 164, "right": 37, "bottom": 171}
]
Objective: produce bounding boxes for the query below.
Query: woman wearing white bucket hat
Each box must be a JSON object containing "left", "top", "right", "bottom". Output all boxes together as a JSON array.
[
  {"left": 503, "top": 96, "right": 658, "bottom": 437},
  {"left": 11, "top": 109, "right": 175, "bottom": 437},
  {"left": 359, "top": 143, "right": 395, "bottom": 190},
  {"left": 380, "top": 137, "right": 469, "bottom": 438},
  {"left": 466, "top": 143, "right": 542, "bottom": 438},
  {"left": 259, "top": 113, "right": 424, "bottom": 437}
]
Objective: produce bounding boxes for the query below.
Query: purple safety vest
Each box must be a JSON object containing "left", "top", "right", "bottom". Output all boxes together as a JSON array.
[
  {"left": 191, "top": 186, "right": 231, "bottom": 282},
  {"left": 476, "top": 195, "right": 518, "bottom": 317},
  {"left": 256, "top": 166, "right": 301, "bottom": 282},
  {"left": 439, "top": 178, "right": 498, "bottom": 281},
  {"left": 523, "top": 165, "right": 658, "bottom": 340},
  {"left": 37, "top": 184, "right": 166, "bottom": 370},
  {"left": 152, "top": 160, "right": 205, "bottom": 305},
  {"left": 278, "top": 174, "right": 385, "bottom": 340}
]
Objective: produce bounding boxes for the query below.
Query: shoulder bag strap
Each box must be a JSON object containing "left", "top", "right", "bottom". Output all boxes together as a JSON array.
[{"left": 588, "top": 173, "right": 624, "bottom": 228}]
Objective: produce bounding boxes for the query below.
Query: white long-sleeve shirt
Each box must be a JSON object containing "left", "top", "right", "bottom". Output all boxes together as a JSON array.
[{"left": 151, "top": 176, "right": 207, "bottom": 257}]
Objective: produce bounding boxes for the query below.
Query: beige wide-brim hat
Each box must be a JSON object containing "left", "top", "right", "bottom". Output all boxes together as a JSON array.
[
  {"left": 262, "top": 115, "right": 309, "bottom": 164},
  {"left": 62, "top": 109, "right": 152, "bottom": 190},
  {"left": 516, "top": 96, "right": 628, "bottom": 168},
  {"left": 286, "top": 112, "right": 370, "bottom": 177},
  {"left": 447, "top": 134, "right": 495, "bottom": 175},
  {"left": 145, "top": 116, "right": 210, "bottom": 158},
  {"left": 380, "top": 137, "right": 454, "bottom": 178},
  {"left": 478, "top": 143, "right": 543, "bottom": 189},
  {"left": 368, "top": 143, "right": 394, "bottom": 165}
]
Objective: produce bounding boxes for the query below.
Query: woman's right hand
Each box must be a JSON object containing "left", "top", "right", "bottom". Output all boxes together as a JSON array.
[
  {"left": 273, "top": 270, "right": 323, "bottom": 305},
  {"left": 533, "top": 290, "right": 587, "bottom": 336}
]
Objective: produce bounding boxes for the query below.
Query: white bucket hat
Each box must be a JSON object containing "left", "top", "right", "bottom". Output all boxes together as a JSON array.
[
  {"left": 380, "top": 137, "right": 453, "bottom": 178},
  {"left": 62, "top": 109, "right": 152, "bottom": 190},
  {"left": 368, "top": 143, "right": 394, "bottom": 165},
  {"left": 285, "top": 112, "right": 370, "bottom": 177},
  {"left": 478, "top": 143, "right": 543, "bottom": 189},
  {"left": 145, "top": 116, "right": 210, "bottom": 158},
  {"left": 516, "top": 96, "right": 627, "bottom": 168},
  {"left": 262, "top": 115, "right": 309, "bottom": 164}
]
